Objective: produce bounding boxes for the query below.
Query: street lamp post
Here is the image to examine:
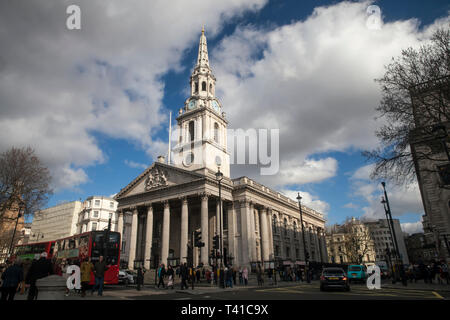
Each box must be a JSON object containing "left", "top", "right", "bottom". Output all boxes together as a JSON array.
[
  {"left": 215, "top": 167, "right": 225, "bottom": 288},
  {"left": 381, "top": 196, "right": 398, "bottom": 283},
  {"left": 296, "top": 193, "right": 310, "bottom": 283},
  {"left": 381, "top": 182, "right": 407, "bottom": 286}
]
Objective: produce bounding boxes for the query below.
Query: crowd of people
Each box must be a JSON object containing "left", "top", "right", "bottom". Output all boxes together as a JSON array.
[
  {"left": 0, "top": 253, "right": 111, "bottom": 301},
  {"left": 404, "top": 260, "right": 449, "bottom": 284}
]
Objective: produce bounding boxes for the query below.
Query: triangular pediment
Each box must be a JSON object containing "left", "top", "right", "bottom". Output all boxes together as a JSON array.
[{"left": 114, "top": 162, "right": 205, "bottom": 199}]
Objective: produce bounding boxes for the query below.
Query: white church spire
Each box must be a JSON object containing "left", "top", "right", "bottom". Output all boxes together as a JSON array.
[{"left": 196, "top": 25, "right": 210, "bottom": 70}]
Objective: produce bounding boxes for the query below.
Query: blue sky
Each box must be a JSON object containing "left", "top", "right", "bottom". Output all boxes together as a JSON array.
[{"left": 1, "top": 1, "right": 448, "bottom": 232}]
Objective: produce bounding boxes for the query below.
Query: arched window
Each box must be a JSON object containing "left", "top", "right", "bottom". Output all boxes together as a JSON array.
[
  {"left": 214, "top": 122, "right": 219, "bottom": 143},
  {"left": 189, "top": 121, "right": 195, "bottom": 142},
  {"left": 209, "top": 83, "right": 213, "bottom": 93},
  {"left": 202, "top": 81, "right": 206, "bottom": 91},
  {"left": 194, "top": 82, "right": 198, "bottom": 93},
  {"left": 272, "top": 215, "right": 278, "bottom": 234}
]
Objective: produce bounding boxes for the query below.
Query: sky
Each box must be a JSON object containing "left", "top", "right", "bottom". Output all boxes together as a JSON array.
[{"left": 1, "top": 0, "right": 449, "bottom": 234}]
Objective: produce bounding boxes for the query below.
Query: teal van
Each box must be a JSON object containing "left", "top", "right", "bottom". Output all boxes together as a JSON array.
[{"left": 347, "top": 265, "right": 366, "bottom": 283}]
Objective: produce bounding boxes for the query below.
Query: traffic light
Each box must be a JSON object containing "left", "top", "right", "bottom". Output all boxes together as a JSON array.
[
  {"left": 194, "top": 231, "right": 205, "bottom": 247},
  {"left": 213, "top": 235, "right": 220, "bottom": 250}
]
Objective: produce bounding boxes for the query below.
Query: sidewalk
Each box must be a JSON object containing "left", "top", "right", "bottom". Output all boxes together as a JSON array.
[{"left": 380, "top": 280, "right": 450, "bottom": 292}]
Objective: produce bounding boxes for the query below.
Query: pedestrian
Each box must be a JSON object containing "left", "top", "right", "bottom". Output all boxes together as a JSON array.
[
  {"left": 80, "top": 257, "right": 93, "bottom": 297},
  {"left": 267, "top": 267, "right": 273, "bottom": 285},
  {"left": 196, "top": 268, "right": 201, "bottom": 283},
  {"left": 227, "top": 267, "right": 233, "bottom": 288},
  {"left": 167, "top": 265, "right": 174, "bottom": 289},
  {"left": 157, "top": 264, "right": 166, "bottom": 288},
  {"left": 91, "top": 255, "right": 109, "bottom": 296},
  {"left": 242, "top": 267, "right": 248, "bottom": 286},
  {"left": 26, "top": 252, "right": 53, "bottom": 300},
  {"left": 202, "top": 267, "right": 205, "bottom": 280},
  {"left": 180, "top": 263, "right": 188, "bottom": 290},
  {"left": 232, "top": 266, "right": 237, "bottom": 285},
  {"left": 441, "top": 261, "right": 449, "bottom": 285},
  {"left": 1, "top": 258, "right": 23, "bottom": 301},
  {"left": 206, "top": 268, "right": 212, "bottom": 284},
  {"left": 189, "top": 266, "right": 195, "bottom": 290},
  {"left": 257, "top": 265, "right": 264, "bottom": 286},
  {"left": 238, "top": 267, "right": 243, "bottom": 285}
]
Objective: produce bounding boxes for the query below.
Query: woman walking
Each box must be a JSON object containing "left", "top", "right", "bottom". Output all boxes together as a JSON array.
[{"left": 167, "top": 265, "right": 175, "bottom": 289}]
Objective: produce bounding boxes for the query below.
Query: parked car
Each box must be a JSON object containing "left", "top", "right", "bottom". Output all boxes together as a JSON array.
[
  {"left": 347, "top": 265, "right": 366, "bottom": 283},
  {"left": 320, "top": 267, "right": 350, "bottom": 292},
  {"left": 119, "top": 270, "right": 136, "bottom": 285}
]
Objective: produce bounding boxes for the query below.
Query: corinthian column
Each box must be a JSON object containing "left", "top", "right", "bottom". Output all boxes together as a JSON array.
[
  {"left": 260, "top": 207, "right": 270, "bottom": 263},
  {"left": 161, "top": 201, "right": 171, "bottom": 266},
  {"left": 180, "top": 197, "right": 189, "bottom": 264},
  {"left": 200, "top": 194, "right": 209, "bottom": 265},
  {"left": 144, "top": 205, "right": 153, "bottom": 269},
  {"left": 128, "top": 208, "right": 138, "bottom": 270},
  {"left": 117, "top": 210, "right": 124, "bottom": 235}
]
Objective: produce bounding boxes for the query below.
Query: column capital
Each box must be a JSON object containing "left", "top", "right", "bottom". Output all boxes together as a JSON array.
[
  {"left": 239, "top": 199, "right": 250, "bottom": 208},
  {"left": 200, "top": 192, "right": 209, "bottom": 201},
  {"left": 179, "top": 196, "right": 188, "bottom": 205},
  {"left": 163, "top": 200, "right": 170, "bottom": 209}
]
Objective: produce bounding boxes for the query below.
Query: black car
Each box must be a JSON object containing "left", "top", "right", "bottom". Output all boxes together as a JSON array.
[{"left": 320, "top": 267, "right": 350, "bottom": 292}]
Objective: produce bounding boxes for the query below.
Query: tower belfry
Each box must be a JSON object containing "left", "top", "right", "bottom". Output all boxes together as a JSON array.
[{"left": 173, "top": 27, "right": 230, "bottom": 178}]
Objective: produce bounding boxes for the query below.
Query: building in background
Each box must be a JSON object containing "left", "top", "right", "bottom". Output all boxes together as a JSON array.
[
  {"left": 365, "top": 219, "right": 409, "bottom": 266},
  {"left": 405, "top": 232, "right": 437, "bottom": 264},
  {"left": 0, "top": 207, "right": 25, "bottom": 263},
  {"left": 326, "top": 218, "right": 376, "bottom": 265},
  {"left": 29, "top": 201, "right": 82, "bottom": 243},
  {"left": 76, "top": 196, "right": 118, "bottom": 234}
]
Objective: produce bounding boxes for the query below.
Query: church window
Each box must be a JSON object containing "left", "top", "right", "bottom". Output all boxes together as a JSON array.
[
  {"left": 194, "top": 82, "right": 198, "bottom": 93},
  {"left": 202, "top": 81, "right": 206, "bottom": 91},
  {"left": 214, "top": 122, "right": 219, "bottom": 143},
  {"left": 209, "top": 83, "right": 212, "bottom": 93},
  {"left": 189, "top": 121, "right": 195, "bottom": 141}
]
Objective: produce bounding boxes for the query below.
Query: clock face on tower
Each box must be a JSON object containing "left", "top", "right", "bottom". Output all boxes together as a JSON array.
[
  {"left": 188, "top": 100, "right": 196, "bottom": 110},
  {"left": 211, "top": 100, "right": 220, "bottom": 113}
]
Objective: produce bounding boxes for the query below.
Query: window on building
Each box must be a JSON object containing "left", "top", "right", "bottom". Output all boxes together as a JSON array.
[
  {"left": 209, "top": 83, "right": 212, "bottom": 93},
  {"left": 272, "top": 215, "right": 278, "bottom": 234},
  {"left": 214, "top": 123, "right": 219, "bottom": 143},
  {"left": 189, "top": 121, "right": 195, "bottom": 142},
  {"left": 275, "top": 245, "right": 280, "bottom": 257},
  {"left": 202, "top": 81, "right": 206, "bottom": 91},
  {"left": 293, "top": 221, "right": 297, "bottom": 238},
  {"left": 95, "top": 200, "right": 100, "bottom": 206},
  {"left": 93, "top": 211, "right": 99, "bottom": 218},
  {"left": 194, "top": 82, "right": 198, "bottom": 93},
  {"left": 92, "top": 222, "right": 97, "bottom": 231},
  {"left": 284, "top": 218, "right": 288, "bottom": 237},
  {"left": 122, "top": 241, "right": 126, "bottom": 254},
  {"left": 110, "top": 202, "right": 114, "bottom": 208},
  {"left": 286, "top": 246, "right": 290, "bottom": 258}
]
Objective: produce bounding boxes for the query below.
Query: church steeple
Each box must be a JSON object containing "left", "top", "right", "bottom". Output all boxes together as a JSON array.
[
  {"left": 173, "top": 27, "right": 230, "bottom": 178},
  {"left": 190, "top": 27, "right": 216, "bottom": 99},
  {"left": 196, "top": 25, "right": 210, "bottom": 69}
]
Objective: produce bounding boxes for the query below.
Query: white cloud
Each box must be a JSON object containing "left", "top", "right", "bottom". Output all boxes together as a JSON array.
[
  {"left": 280, "top": 189, "right": 330, "bottom": 215},
  {"left": 401, "top": 221, "right": 424, "bottom": 235},
  {"left": 213, "top": 1, "right": 449, "bottom": 188},
  {"left": 124, "top": 160, "right": 148, "bottom": 170},
  {"left": 0, "top": 0, "right": 267, "bottom": 191}
]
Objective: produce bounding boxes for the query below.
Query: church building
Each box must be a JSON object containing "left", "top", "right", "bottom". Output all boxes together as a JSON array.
[{"left": 114, "top": 28, "right": 327, "bottom": 271}]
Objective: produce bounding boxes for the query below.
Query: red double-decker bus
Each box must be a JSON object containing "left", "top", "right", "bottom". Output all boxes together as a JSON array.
[{"left": 14, "top": 231, "right": 120, "bottom": 285}]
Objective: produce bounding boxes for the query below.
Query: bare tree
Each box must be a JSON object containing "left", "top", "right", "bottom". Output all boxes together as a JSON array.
[
  {"left": 363, "top": 27, "right": 450, "bottom": 185},
  {"left": 341, "top": 218, "right": 374, "bottom": 264},
  {"left": 0, "top": 146, "right": 52, "bottom": 222}
]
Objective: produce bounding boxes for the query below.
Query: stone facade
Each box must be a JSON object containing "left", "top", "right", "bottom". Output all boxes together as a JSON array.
[
  {"left": 409, "top": 76, "right": 450, "bottom": 262},
  {"left": 114, "top": 29, "right": 327, "bottom": 270}
]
